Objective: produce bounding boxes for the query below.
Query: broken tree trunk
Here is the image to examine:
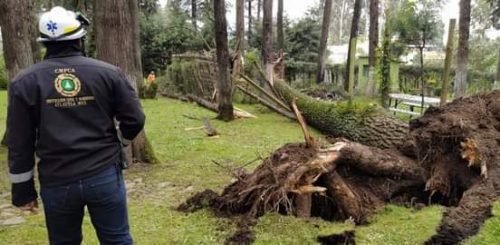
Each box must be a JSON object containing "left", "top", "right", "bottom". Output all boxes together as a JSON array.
[{"left": 236, "top": 85, "right": 296, "bottom": 119}]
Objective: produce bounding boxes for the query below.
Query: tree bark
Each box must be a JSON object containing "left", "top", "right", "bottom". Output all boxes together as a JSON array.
[
  {"left": 0, "top": 0, "right": 34, "bottom": 145},
  {"left": 94, "top": 0, "right": 157, "bottom": 164},
  {"left": 441, "top": 19, "right": 456, "bottom": 105},
  {"left": 192, "top": 0, "right": 197, "bottom": 31},
  {"left": 495, "top": 47, "right": 500, "bottom": 89},
  {"left": 261, "top": 0, "right": 273, "bottom": 83},
  {"left": 234, "top": 0, "right": 245, "bottom": 76},
  {"left": 247, "top": 0, "right": 252, "bottom": 41},
  {"left": 454, "top": 0, "right": 471, "bottom": 98},
  {"left": 0, "top": 0, "right": 34, "bottom": 81},
  {"left": 257, "top": 0, "right": 261, "bottom": 22},
  {"left": 316, "top": 0, "right": 333, "bottom": 84},
  {"left": 345, "top": 0, "right": 362, "bottom": 92},
  {"left": 339, "top": 0, "right": 347, "bottom": 44},
  {"left": 277, "top": 0, "right": 284, "bottom": 51},
  {"left": 366, "top": 0, "right": 379, "bottom": 96},
  {"left": 274, "top": 80, "right": 408, "bottom": 149},
  {"left": 214, "top": 0, "right": 234, "bottom": 121},
  {"left": 236, "top": 0, "right": 245, "bottom": 52}
]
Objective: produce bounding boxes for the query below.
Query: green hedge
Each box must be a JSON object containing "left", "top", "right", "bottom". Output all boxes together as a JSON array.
[
  {"left": 0, "top": 55, "right": 7, "bottom": 90},
  {"left": 399, "top": 65, "right": 496, "bottom": 95}
]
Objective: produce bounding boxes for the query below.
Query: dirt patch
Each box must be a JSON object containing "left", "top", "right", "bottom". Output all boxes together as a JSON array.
[
  {"left": 225, "top": 218, "right": 257, "bottom": 245},
  {"left": 317, "top": 230, "right": 356, "bottom": 245},
  {"left": 179, "top": 91, "right": 500, "bottom": 244},
  {"left": 177, "top": 189, "right": 220, "bottom": 213}
]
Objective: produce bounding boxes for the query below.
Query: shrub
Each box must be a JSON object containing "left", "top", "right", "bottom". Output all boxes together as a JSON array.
[{"left": 0, "top": 55, "right": 8, "bottom": 90}]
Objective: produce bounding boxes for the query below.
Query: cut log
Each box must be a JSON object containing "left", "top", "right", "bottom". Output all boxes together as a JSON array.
[{"left": 187, "top": 94, "right": 219, "bottom": 112}]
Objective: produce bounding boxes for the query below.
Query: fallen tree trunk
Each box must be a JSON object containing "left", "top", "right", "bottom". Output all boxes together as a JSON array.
[
  {"left": 273, "top": 80, "right": 409, "bottom": 149},
  {"left": 180, "top": 90, "right": 500, "bottom": 244}
]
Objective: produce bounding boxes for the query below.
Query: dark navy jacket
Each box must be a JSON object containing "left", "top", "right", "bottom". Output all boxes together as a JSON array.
[{"left": 7, "top": 42, "right": 145, "bottom": 206}]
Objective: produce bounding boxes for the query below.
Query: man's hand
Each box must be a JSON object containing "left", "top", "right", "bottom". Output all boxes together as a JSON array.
[{"left": 19, "top": 200, "right": 38, "bottom": 213}]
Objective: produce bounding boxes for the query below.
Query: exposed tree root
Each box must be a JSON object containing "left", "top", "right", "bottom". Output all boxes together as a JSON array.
[{"left": 178, "top": 91, "right": 500, "bottom": 244}]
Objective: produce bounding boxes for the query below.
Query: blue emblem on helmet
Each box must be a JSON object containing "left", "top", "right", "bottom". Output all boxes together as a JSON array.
[{"left": 46, "top": 21, "right": 58, "bottom": 35}]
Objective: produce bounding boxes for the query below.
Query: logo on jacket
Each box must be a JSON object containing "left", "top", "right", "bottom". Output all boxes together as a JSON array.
[{"left": 54, "top": 73, "right": 81, "bottom": 97}]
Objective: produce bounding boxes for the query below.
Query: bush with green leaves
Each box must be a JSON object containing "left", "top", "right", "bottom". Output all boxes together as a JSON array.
[{"left": 0, "top": 55, "right": 7, "bottom": 90}]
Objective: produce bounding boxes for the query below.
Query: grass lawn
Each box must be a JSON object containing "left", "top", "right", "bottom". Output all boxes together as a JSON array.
[{"left": 1, "top": 92, "right": 499, "bottom": 244}]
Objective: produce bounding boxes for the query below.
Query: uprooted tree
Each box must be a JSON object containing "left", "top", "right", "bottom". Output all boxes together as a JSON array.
[{"left": 168, "top": 55, "right": 498, "bottom": 244}]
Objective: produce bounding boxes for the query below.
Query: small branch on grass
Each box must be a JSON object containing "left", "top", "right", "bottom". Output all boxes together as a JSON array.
[
  {"left": 183, "top": 114, "right": 201, "bottom": 120},
  {"left": 203, "top": 117, "right": 219, "bottom": 137},
  {"left": 184, "top": 126, "right": 205, "bottom": 131}
]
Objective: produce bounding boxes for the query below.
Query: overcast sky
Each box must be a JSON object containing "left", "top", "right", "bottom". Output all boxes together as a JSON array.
[
  {"left": 159, "top": 0, "right": 460, "bottom": 25},
  {"left": 158, "top": 0, "right": 500, "bottom": 42}
]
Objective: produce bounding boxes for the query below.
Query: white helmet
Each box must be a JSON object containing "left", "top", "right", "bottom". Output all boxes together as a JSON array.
[{"left": 37, "top": 6, "right": 87, "bottom": 42}]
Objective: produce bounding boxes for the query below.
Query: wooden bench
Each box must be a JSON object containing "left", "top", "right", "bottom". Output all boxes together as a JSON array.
[
  {"left": 403, "top": 102, "right": 429, "bottom": 108},
  {"left": 388, "top": 93, "right": 441, "bottom": 118},
  {"left": 388, "top": 107, "right": 420, "bottom": 116}
]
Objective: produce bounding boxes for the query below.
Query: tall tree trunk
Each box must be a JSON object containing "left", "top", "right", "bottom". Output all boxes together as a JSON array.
[
  {"left": 0, "top": 0, "right": 34, "bottom": 145},
  {"left": 261, "top": 0, "right": 273, "bottom": 83},
  {"left": 257, "top": 0, "right": 261, "bottom": 22},
  {"left": 0, "top": 0, "right": 34, "bottom": 81},
  {"left": 495, "top": 46, "right": 500, "bottom": 89},
  {"left": 339, "top": 0, "right": 347, "bottom": 44},
  {"left": 345, "top": 0, "right": 362, "bottom": 92},
  {"left": 277, "top": 0, "right": 284, "bottom": 51},
  {"left": 192, "top": 0, "right": 197, "bottom": 31},
  {"left": 247, "top": 0, "right": 252, "bottom": 41},
  {"left": 214, "top": 0, "right": 234, "bottom": 121},
  {"left": 454, "top": 0, "right": 471, "bottom": 98},
  {"left": 419, "top": 46, "right": 425, "bottom": 109},
  {"left": 366, "top": 0, "right": 379, "bottom": 96},
  {"left": 236, "top": 0, "right": 245, "bottom": 52},
  {"left": 316, "top": 0, "right": 333, "bottom": 84},
  {"left": 234, "top": 0, "right": 245, "bottom": 75},
  {"left": 95, "top": 0, "right": 157, "bottom": 164},
  {"left": 441, "top": 19, "right": 456, "bottom": 104}
]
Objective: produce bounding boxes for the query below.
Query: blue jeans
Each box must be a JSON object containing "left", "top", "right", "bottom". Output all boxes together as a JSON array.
[{"left": 40, "top": 164, "right": 133, "bottom": 245}]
